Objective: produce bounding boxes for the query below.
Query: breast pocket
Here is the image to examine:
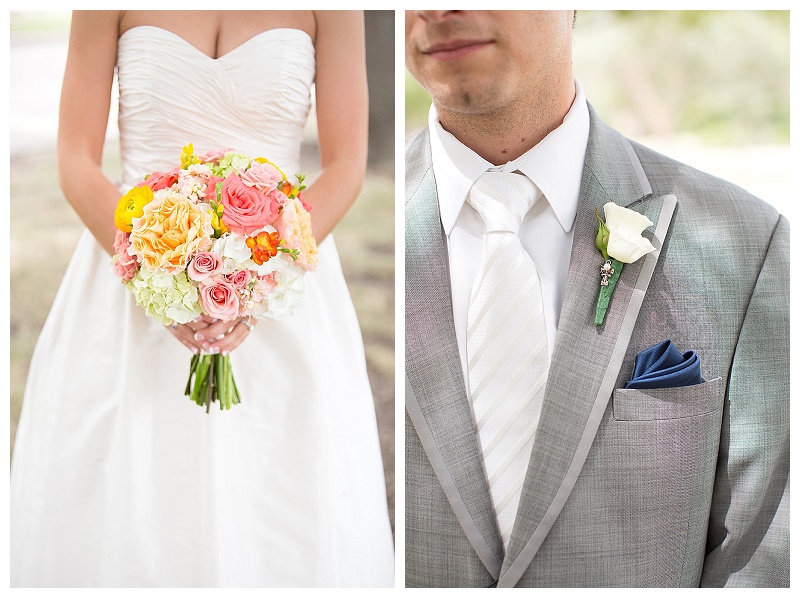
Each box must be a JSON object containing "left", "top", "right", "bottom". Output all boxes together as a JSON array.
[{"left": 612, "top": 377, "right": 723, "bottom": 421}]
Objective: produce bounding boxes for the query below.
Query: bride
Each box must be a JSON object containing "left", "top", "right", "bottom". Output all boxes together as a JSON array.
[{"left": 11, "top": 10, "right": 394, "bottom": 587}]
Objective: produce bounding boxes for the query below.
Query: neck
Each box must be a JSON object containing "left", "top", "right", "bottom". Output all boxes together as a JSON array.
[{"left": 436, "top": 80, "right": 576, "bottom": 166}]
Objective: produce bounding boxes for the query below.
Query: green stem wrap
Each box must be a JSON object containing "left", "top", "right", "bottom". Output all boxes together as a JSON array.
[{"left": 594, "top": 258, "right": 623, "bottom": 326}]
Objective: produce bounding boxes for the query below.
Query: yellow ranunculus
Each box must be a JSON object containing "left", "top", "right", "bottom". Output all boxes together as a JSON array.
[{"left": 114, "top": 185, "right": 154, "bottom": 232}]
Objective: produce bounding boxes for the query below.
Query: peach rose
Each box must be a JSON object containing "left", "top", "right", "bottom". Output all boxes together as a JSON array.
[
  {"left": 219, "top": 173, "right": 279, "bottom": 234},
  {"left": 200, "top": 280, "right": 240, "bottom": 321},
  {"left": 273, "top": 196, "right": 318, "bottom": 271},
  {"left": 129, "top": 190, "right": 213, "bottom": 274}
]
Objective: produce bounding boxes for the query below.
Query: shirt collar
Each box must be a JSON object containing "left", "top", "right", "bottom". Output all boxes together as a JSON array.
[{"left": 430, "top": 80, "right": 590, "bottom": 236}]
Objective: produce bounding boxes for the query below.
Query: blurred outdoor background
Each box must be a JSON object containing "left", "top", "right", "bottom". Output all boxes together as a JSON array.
[
  {"left": 406, "top": 10, "right": 790, "bottom": 217},
  {"left": 10, "top": 11, "right": 396, "bottom": 529}
]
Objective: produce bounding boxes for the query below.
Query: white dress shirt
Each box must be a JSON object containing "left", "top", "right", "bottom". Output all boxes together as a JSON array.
[{"left": 430, "top": 81, "right": 590, "bottom": 380}]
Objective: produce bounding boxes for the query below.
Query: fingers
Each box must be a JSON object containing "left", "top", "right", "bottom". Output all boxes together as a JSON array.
[
  {"left": 209, "top": 320, "right": 253, "bottom": 356},
  {"left": 191, "top": 317, "right": 256, "bottom": 355},
  {"left": 193, "top": 318, "right": 234, "bottom": 343},
  {"left": 166, "top": 322, "right": 204, "bottom": 354},
  {"left": 167, "top": 317, "right": 255, "bottom": 355}
]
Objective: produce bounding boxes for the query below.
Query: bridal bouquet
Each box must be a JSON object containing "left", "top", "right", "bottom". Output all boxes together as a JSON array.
[{"left": 112, "top": 144, "right": 318, "bottom": 410}]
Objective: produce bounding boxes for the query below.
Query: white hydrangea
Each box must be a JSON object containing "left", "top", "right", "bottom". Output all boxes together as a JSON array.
[
  {"left": 257, "top": 254, "right": 307, "bottom": 320},
  {"left": 127, "top": 267, "right": 202, "bottom": 325},
  {"left": 211, "top": 232, "right": 253, "bottom": 273}
]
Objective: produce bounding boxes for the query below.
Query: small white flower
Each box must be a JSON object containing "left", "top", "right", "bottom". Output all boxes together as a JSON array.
[
  {"left": 603, "top": 202, "right": 656, "bottom": 264},
  {"left": 212, "top": 233, "right": 252, "bottom": 265}
]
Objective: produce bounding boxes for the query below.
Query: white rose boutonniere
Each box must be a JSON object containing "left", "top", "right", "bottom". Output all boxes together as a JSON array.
[{"left": 594, "top": 202, "right": 656, "bottom": 325}]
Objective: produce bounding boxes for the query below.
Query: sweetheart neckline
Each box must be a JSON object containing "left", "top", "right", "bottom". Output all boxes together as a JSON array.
[{"left": 118, "top": 25, "right": 314, "bottom": 61}]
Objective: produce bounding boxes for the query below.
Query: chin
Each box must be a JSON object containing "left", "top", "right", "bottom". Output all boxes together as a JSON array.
[
  {"left": 432, "top": 86, "right": 504, "bottom": 116},
  {"left": 424, "top": 74, "right": 497, "bottom": 113}
]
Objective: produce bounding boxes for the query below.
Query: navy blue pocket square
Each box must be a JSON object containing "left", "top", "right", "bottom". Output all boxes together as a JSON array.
[{"left": 625, "top": 340, "right": 703, "bottom": 389}]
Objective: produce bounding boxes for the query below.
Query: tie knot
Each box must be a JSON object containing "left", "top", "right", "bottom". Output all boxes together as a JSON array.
[{"left": 468, "top": 171, "right": 537, "bottom": 235}]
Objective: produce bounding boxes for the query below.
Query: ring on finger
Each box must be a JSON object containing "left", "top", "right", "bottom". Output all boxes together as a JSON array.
[
  {"left": 239, "top": 319, "right": 255, "bottom": 332},
  {"left": 171, "top": 323, "right": 178, "bottom": 330}
]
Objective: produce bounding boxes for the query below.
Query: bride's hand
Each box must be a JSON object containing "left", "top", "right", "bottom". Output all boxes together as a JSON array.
[{"left": 167, "top": 314, "right": 255, "bottom": 356}]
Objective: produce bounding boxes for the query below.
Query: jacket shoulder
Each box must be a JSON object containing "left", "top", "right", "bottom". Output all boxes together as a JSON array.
[
  {"left": 406, "top": 128, "right": 433, "bottom": 205},
  {"left": 629, "top": 139, "right": 782, "bottom": 226}
]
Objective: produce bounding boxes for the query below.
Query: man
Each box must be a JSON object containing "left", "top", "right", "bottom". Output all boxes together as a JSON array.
[{"left": 405, "top": 10, "right": 788, "bottom": 588}]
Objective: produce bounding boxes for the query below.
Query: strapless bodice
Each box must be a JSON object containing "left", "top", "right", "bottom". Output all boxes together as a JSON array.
[{"left": 116, "top": 26, "right": 315, "bottom": 187}]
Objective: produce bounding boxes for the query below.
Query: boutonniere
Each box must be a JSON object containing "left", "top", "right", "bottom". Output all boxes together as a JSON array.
[{"left": 594, "top": 202, "right": 656, "bottom": 326}]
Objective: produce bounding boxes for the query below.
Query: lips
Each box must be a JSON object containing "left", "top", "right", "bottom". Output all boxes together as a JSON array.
[{"left": 422, "top": 38, "right": 492, "bottom": 61}]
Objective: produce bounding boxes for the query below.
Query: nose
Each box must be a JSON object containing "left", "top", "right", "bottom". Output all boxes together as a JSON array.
[{"left": 414, "top": 11, "right": 460, "bottom": 22}]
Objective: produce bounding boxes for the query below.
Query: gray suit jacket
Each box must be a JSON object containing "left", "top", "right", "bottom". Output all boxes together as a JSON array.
[{"left": 405, "top": 106, "right": 789, "bottom": 587}]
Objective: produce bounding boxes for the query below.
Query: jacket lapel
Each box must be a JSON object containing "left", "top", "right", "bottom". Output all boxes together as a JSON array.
[
  {"left": 405, "top": 131, "right": 505, "bottom": 579},
  {"left": 498, "top": 108, "right": 677, "bottom": 587}
]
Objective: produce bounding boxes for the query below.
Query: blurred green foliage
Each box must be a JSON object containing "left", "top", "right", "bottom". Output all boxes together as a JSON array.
[
  {"left": 406, "top": 10, "right": 789, "bottom": 145},
  {"left": 10, "top": 11, "right": 71, "bottom": 35}
]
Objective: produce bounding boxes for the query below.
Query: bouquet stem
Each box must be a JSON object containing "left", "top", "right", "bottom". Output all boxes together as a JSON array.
[{"left": 185, "top": 354, "right": 241, "bottom": 411}]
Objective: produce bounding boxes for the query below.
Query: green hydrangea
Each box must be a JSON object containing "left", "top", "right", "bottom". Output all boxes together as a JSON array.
[
  {"left": 128, "top": 267, "right": 202, "bottom": 325},
  {"left": 210, "top": 152, "right": 252, "bottom": 178}
]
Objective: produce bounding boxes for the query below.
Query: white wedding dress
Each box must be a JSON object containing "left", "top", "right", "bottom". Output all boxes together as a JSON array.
[{"left": 11, "top": 26, "right": 394, "bottom": 588}]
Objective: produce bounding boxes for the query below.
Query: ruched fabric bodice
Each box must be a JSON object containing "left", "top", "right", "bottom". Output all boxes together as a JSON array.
[{"left": 116, "top": 26, "right": 314, "bottom": 186}]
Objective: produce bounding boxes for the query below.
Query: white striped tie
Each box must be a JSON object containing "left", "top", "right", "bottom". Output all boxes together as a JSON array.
[{"left": 466, "top": 171, "right": 549, "bottom": 549}]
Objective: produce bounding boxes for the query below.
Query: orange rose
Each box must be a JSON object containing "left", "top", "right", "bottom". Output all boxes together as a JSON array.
[{"left": 129, "top": 190, "right": 213, "bottom": 273}]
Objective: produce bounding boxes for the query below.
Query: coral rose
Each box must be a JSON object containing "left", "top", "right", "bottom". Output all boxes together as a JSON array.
[
  {"left": 129, "top": 190, "right": 213, "bottom": 274},
  {"left": 139, "top": 167, "right": 180, "bottom": 192},
  {"left": 219, "top": 173, "right": 279, "bottom": 234},
  {"left": 200, "top": 280, "right": 240, "bottom": 321}
]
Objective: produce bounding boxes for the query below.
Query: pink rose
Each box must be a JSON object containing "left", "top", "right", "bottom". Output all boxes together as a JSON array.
[
  {"left": 112, "top": 230, "right": 138, "bottom": 282},
  {"left": 199, "top": 149, "right": 232, "bottom": 165},
  {"left": 225, "top": 268, "right": 252, "bottom": 290},
  {"left": 187, "top": 252, "right": 223, "bottom": 282},
  {"left": 138, "top": 167, "right": 179, "bottom": 192},
  {"left": 219, "top": 173, "right": 279, "bottom": 234},
  {"left": 200, "top": 280, "right": 240, "bottom": 321},
  {"left": 240, "top": 162, "right": 282, "bottom": 194}
]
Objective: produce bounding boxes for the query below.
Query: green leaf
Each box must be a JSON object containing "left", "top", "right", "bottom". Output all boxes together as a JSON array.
[{"left": 595, "top": 209, "right": 610, "bottom": 261}]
